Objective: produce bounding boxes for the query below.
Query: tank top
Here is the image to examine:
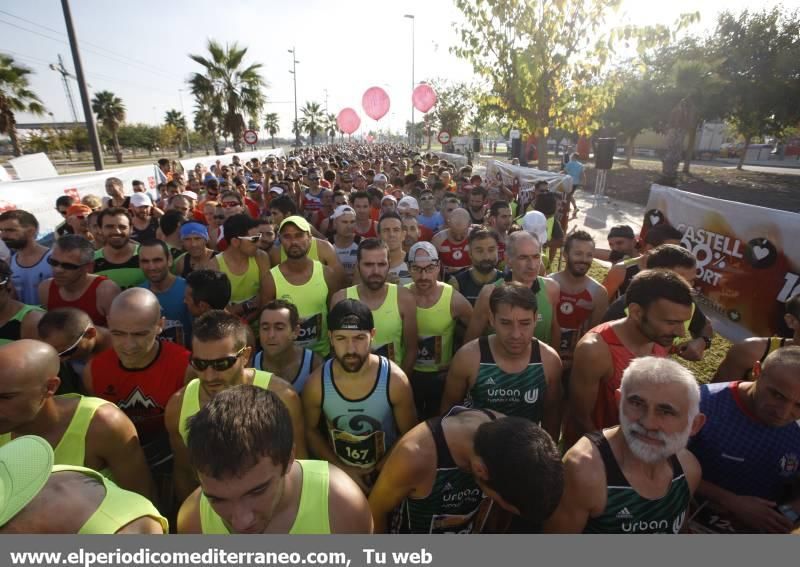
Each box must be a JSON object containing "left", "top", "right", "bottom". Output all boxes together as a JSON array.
[
  {"left": 334, "top": 240, "right": 359, "bottom": 279},
  {"left": 590, "top": 322, "right": 669, "bottom": 430},
  {"left": 216, "top": 254, "right": 260, "bottom": 305},
  {"left": 51, "top": 465, "right": 168, "bottom": 534},
  {"left": 556, "top": 283, "right": 597, "bottom": 363},
  {"left": 178, "top": 370, "right": 272, "bottom": 444},
  {"left": 613, "top": 257, "right": 640, "bottom": 301},
  {"left": 355, "top": 220, "right": 378, "bottom": 239},
  {"left": 253, "top": 349, "right": 314, "bottom": 393},
  {"left": 47, "top": 276, "right": 109, "bottom": 326},
  {"left": 199, "top": 459, "right": 331, "bottom": 534},
  {"left": 389, "top": 262, "right": 413, "bottom": 286},
  {"left": 466, "top": 337, "right": 547, "bottom": 423},
  {"left": 177, "top": 250, "right": 217, "bottom": 278},
  {"left": 280, "top": 239, "right": 319, "bottom": 263},
  {"left": 90, "top": 340, "right": 190, "bottom": 470},
  {"left": 495, "top": 276, "right": 554, "bottom": 345},
  {"left": 93, "top": 246, "right": 145, "bottom": 290},
  {"left": 321, "top": 356, "right": 395, "bottom": 469},
  {"left": 346, "top": 285, "right": 404, "bottom": 365},
  {"left": 0, "top": 303, "right": 43, "bottom": 346},
  {"left": 302, "top": 188, "right": 323, "bottom": 215},
  {"left": 453, "top": 269, "right": 503, "bottom": 305},
  {"left": 11, "top": 249, "right": 52, "bottom": 304},
  {"left": 438, "top": 237, "right": 471, "bottom": 271},
  {"left": 0, "top": 394, "right": 111, "bottom": 477},
  {"left": 398, "top": 407, "right": 495, "bottom": 534},
  {"left": 583, "top": 431, "right": 689, "bottom": 534},
  {"left": 412, "top": 283, "right": 456, "bottom": 373},
  {"left": 271, "top": 261, "right": 330, "bottom": 357}
]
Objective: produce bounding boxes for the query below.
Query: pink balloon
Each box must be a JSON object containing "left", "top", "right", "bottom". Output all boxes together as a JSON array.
[
  {"left": 336, "top": 108, "right": 361, "bottom": 135},
  {"left": 412, "top": 84, "right": 437, "bottom": 113},
  {"left": 362, "top": 87, "right": 390, "bottom": 121}
]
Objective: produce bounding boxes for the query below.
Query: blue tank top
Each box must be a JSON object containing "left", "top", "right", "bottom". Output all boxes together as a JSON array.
[
  {"left": 11, "top": 250, "right": 52, "bottom": 305},
  {"left": 141, "top": 277, "right": 192, "bottom": 348},
  {"left": 321, "top": 356, "right": 396, "bottom": 469},
  {"left": 253, "top": 348, "right": 314, "bottom": 393},
  {"left": 688, "top": 382, "right": 800, "bottom": 502}
]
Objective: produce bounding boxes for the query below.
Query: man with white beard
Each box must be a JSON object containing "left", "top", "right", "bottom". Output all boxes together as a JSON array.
[{"left": 544, "top": 356, "right": 705, "bottom": 534}]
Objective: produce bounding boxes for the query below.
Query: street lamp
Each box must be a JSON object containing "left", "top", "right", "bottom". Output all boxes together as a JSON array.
[
  {"left": 178, "top": 88, "right": 192, "bottom": 155},
  {"left": 404, "top": 14, "right": 415, "bottom": 148},
  {"left": 288, "top": 48, "right": 300, "bottom": 148}
]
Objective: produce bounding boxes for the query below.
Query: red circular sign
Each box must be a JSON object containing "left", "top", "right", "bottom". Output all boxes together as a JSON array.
[
  {"left": 437, "top": 131, "right": 451, "bottom": 144},
  {"left": 243, "top": 130, "right": 258, "bottom": 145}
]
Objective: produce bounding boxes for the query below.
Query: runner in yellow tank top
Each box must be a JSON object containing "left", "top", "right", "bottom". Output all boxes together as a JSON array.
[
  {"left": 0, "top": 340, "right": 155, "bottom": 499},
  {"left": 177, "top": 386, "right": 374, "bottom": 534},
  {"left": 165, "top": 311, "right": 307, "bottom": 503},
  {"left": 270, "top": 236, "right": 346, "bottom": 287}
]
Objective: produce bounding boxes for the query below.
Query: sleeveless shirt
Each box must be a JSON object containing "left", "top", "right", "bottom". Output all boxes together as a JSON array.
[
  {"left": 254, "top": 349, "right": 314, "bottom": 393},
  {"left": 47, "top": 276, "right": 109, "bottom": 326}
]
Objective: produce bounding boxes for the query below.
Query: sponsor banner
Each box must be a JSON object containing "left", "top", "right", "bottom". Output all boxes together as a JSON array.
[
  {"left": 484, "top": 159, "right": 572, "bottom": 209},
  {"left": 644, "top": 184, "right": 800, "bottom": 341},
  {"left": 0, "top": 148, "right": 284, "bottom": 240}
]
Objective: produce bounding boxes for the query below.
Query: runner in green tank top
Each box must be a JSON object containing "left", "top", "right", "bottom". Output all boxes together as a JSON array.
[
  {"left": 544, "top": 357, "right": 705, "bottom": 533},
  {"left": 464, "top": 231, "right": 561, "bottom": 351},
  {"left": 0, "top": 302, "right": 43, "bottom": 345},
  {"left": 177, "top": 386, "right": 374, "bottom": 534},
  {"left": 165, "top": 311, "right": 306, "bottom": 503},
  {"left": 440, "top": 284, "right": 563, "bottom": 441},
  {"left": 0, "top": 340, "right": 155, "bottom": 499},
  {"left": 93, "top": 208, "right": 145, "bottom": 289}
]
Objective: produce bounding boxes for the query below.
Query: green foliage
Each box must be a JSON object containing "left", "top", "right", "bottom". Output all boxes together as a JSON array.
[
  {"left": 300, "top": 102, "right": 324, "bottom": 145},
  {"left": 427, "top": 78, "right": 473, "bottom": 136},
  {"left": 91, "top": 90, "right": 126, "bottom": 163},
  {"left": 0, "top": 53, "right": 46, "bottom": 156},
  {"left": 263, "top": 112, "right": 279, "bottom": 148}
]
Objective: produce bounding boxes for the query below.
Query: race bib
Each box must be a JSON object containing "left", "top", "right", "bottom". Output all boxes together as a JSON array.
[
  {"left": 416, "top": 336, "right": 442, "bottom": 367},
  {"left": 429, "top": 499, "right": 492, "bottom": 534},
  {"left": 373, "top": 342, "right": 395, "bottom": 360},
  {"left": 297, "top": 314, "right": 322, "bottom": 347},
  {"left": 330, "top": 428, "right": 386, "bottom": 469}
]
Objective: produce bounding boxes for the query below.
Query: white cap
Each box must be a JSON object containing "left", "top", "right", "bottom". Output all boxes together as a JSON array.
[
  {"left": 381, "top": 194, "right": 397, "bottom": 204},
  {"left": 408, "top": 241, "right": 439, "bottom": 262},
  {"left": 268, "top": 186, "right": 284, "bottom": 195},
  {"left": 397, "top": 196, "right": 419, "bottom": 212},
  {"left": 374, "top": 173, "right": 388, "bottom": 184},
  {"left": 129, "top": 193, "right": 151, "bottom": 208},
  {"left": 521, "top": 210, "right": 548, "bottom": 244},
  {"left": 331, "top": 205, "right": 356, "bottom": 219},
  {"left": 182, "top": 190, "right": 199, "bottom": 201}
]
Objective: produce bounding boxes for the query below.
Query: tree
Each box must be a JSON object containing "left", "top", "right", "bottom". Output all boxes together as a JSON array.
[
  {"left": 428, "top": 79, "right": 473, "bottom": 137},
  {"left": 91, "top": 90, "right": 125, "bottom": 163},
  {"left": 263, "top": 112, "right": 279, "bottom": 149},
  {"left": 323, "top": 113, "right": 338, "bottom": 145},
  {"left": 194, "top": 99, "right": 220, "bottom": 155},
  {"left": 601, "top": 71, "right": 660, "bottom": 166},
  {"left": 300, "top": 101, "right": 324, "bottom": 146},
  {"left": 713, "top": 8, "right": 800, "bottom": 169},
  {"left": 188, "top": 40, "right": 267, "bottom": 152},
  {"left": 453, "top": 0, "right": 622, "bottom": 169},
  {"left": 164, "top": 109, "right": 187, "bottom": 157},
  {"left": 0, "top": 54, "right": 46, "bottom": 157}
]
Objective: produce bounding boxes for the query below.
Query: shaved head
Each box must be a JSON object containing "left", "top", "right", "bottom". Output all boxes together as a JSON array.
[
  {"left": 0, "top": 340, "right": 61, "bottom": 434},
  {"left": 107, "top": 288, "right": 164, "bottom": 367},
  {"left": 0, "top": 340, "right": 60, "bottom": 385},
  {"left": 109, "top": 288, "right": 162, "bottom": 324}
]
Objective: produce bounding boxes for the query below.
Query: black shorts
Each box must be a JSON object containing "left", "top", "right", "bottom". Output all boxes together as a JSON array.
[{"left": 410, "top": 370, "right": 447, "bottom": 420}]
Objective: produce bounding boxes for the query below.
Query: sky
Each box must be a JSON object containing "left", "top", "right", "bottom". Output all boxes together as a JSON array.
[{"left": 1, "top": 0, "right": 794, "bottom": 139}]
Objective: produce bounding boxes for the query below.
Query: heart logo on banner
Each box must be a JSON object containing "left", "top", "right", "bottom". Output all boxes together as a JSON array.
[
  {"left": 745, "top": 238, "right": 777, "bottom": 269},
  {"left": 753, "top": 246, "right": 769, "bottom": 261},
  {"left": 650, "top": 213, "right": 661, "bottom": 225}
]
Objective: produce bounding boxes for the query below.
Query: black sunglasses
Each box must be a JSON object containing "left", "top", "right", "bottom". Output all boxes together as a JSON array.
[
  {"left": 47, "top": 257, "right": 88, "bottom": 270},
  {"left": 190, "top": 346, "right": 247, "bottom": 372}
]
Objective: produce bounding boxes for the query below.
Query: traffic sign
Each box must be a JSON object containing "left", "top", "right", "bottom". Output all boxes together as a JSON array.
[
  {"left": 437, "top": 131, "right": 451, "bottom": 144},
  {"left": 243, "top": 129, "right": 258, "bottom": 145}
]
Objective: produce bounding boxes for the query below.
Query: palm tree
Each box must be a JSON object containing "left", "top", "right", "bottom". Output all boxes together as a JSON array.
[
  {"left": 91, "top": 90, "right": 125, "bottom": 163},
  {"left": 193, "top": 92, "right": 221, "bottom": 155},
  {"left": 300, "top": 102, "right": 324, "bottom": 146},
  {"left": 263, "top": 112, "right": 279, "bottom": 149},
  {"left": 188, "top": 40, "right": 266, "bottom": 152},
  {"left": 164, "top": 109, "right": 187, "bottom": 157},
  {"left": 323, "top": 113, "right": 338, "bottom": 144},
  {"left": 0, "top": 54, "right": 46, "bottom": 157}
]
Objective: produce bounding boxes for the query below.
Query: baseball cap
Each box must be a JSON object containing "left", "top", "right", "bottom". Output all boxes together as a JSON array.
[
  {"left": 374, "top": 173, "right": 388, "bottom": 184},
  {"left": 328, "top": 299, "right": 374, "bottom": 331},
  {"left": 66, "top": 204, "right": 93, "bottom": 216},
  {"left": 408, "top": 241, "right": 439, "bottom": 263},
  {"left": 183, "top": 190, "right": 199, "bottom": 201},
  {"left": 180, "top": 221, "right": 209, "bottom": 241},
  {"left": 381, "top": 195, "right": 397, "bottom": 205},
  {"left": 279, "top": 215, "right": 311, "bottom": 234},
  {"left": 331, "top": 205, "right": 356, "bottom": 220},
  {"left": 608, "top": 224, "right": 635, "bottom": 239},
  {"left": 397, "top": 196, "right": 419, "bottom": 211},
  {"left": 0, "top": 435, "right": 54, "bottom": 527},
  {"left": 521, "top": 211, "right": 548, "bottom": 244},
  {"left": 339, "top": 172, "right": 353, "bottom": 182},
  {"left": 268, "top": 186, "right": 284, "bottom": 195}
]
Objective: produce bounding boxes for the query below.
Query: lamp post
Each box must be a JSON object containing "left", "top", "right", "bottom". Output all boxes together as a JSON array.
[
  {"left": 288, "top": 48, "right": 300, "bottom": 148},
  {"left": 404, "top": 14, "right": 415, "bottom": 148},
  {"left": 178, "top": 88, "right": 192, "bottom": 155}
]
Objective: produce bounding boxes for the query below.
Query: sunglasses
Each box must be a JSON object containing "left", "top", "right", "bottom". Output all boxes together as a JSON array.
[
  {"left": 236, "top": 234, "right": 261, "bottom": 242},
  {"left": 190, "top": 346, "right": 247, "bottom": 371},
  {"left": 47, "top": 257, "right": 88, "bottom": 270},
  {"left": 222, "top": 202, "right": 241, "bottom": 208},
  {"left": 58, "top": 323, "right": 91, "bottom": 358}
]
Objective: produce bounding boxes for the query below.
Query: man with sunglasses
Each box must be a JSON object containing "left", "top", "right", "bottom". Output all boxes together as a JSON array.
[
  {"left": 38, "top": 235, "right": 120, "bottom": 327},
  {"left": 54, "top": 195, "right": 76, "bottom": 239},
  {"left": 0, "top": 260, "right": 43, "bottom": 346},
  {"left": 165, "top": 310, "right": 306, "bottom": 503},
  {"left": 0, "top": 339, "right": 155, "bottom": 500}
]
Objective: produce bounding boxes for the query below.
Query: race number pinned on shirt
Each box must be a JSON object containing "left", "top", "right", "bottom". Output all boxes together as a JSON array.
[
  {"left": 297, "top": 313, "right": 322, "bottom": 347},
  {"left": 416, "top": 336, "right": 442, "bottom": 367},
  {"left": 330, "top": 428, "right": 386, "bottom": 469}
]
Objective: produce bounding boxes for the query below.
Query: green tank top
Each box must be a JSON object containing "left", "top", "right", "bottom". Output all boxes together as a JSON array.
[
  {"left": 51, "top": 464, "right": 167, "bottom": 534},
  {"left": 280, "top": 239, "right": 319, "bottom": 263},
  {"left": 0, "top": 303, "right": 43, "bottom": 346},
  {"left": 271, "top": 261, "right": 330, "bottom": 357},
  {"left": 179, "top": 370, "right": 272, "bottom": 444},
  {"left": 0, "top": 394, "right": 111, "bottom": 478},
  {"left": 410, "top": 283, "right": 455, "bottom": 373},
  {"left": 217, "top": 254, "right": 261, "bottom": 304},
  {"left": 346, "top": 284, "right": 404, "bottom": 365},
  {"left": 494, "top": 276, "right": 553, "bottom": 345},
  {"left": 93, "top": 246, "right": 145, "bottom": 290},
  {"left": 582, "top": 432, "right": 690, "bottom": 534},
  {"left": 199, "top": 459, "right": 331, "bottom": 534},
  {"left": 467, "top": 337, "right": 547, "bottom": 423}
]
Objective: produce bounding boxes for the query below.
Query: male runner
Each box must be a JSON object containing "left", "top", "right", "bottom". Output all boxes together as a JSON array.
[
  {"left": 0, "top": 210, "right": 52, "bottom": 304},
  {"left": 129, "top": 193, "right": 160, "bottom": 242},
  {"left": 330, "top": 239, "right": 418, "bottom": 375},
  {"left": 432, "top": 208, "right": 472, "bottom": 276},
  {"left": 177, "top": 386, "right": 374, "bottom": 534},
  {"left": 486, "top": 201, "right": 512, "bottom": 267},
  {"left": 0, "top": 340, "right": 154, "bottom": 499},
  {"left": 329, "top": 205, "right": 360, "bottom": 286},
  {"left": 139, "top": 240, "right": 192, "bottom": 346},
  {"left": 165, "top": 310, "right": 305, "bottom": 503},
  {"left": 440, "top": 284, "right": 562, "bottom": 440},
  {"left": 183, "top": 269, "right": 231, "bottom": 320},
  {"left": 378, "top": 212, "right": 412, "bottom": 285},
  {"left": 449, "top": 228, "right": 504, "bottom": 306},
  {"left": 565, "top": 270, "right": 693, "bottom": 448},
  {"left": 93, "top": 207, "right": 145, "bottom": 289},
  {"left": 173, "top": 222, "right": 216, "bottom": 278},
  {"left": 369, "top": 408, "right": 564, "bottom": 533},
  {"left": 545, "top": 357, "right": 704, "bottom": 533},
  {"left": 466, "top": 186, "right": 487, "bottom": 225},
  {"left": 0, "top": 260, "right": 42, "bottom": 345},
  {"left": 302, "top": 300, "right": 418, "bottom": 493},
  {"left": 351, "top": 191, "right": 379, "bottom": 238},
  {"left": 417, "top": 189, "right": 444, "bottom": 233},
  {"left": 593, "top": 224, "right": 637, "bottom": 264}
]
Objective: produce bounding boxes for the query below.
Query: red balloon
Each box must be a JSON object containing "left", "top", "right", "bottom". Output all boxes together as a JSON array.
[
  {"left": 336, "top": 108, "right": 361, "bottom": 135},
  {"left": 362, "top": 87, "right": 390, "bottom": 121},
  {"left": 412, "top": 84, "right": 437, "bottom": 113}
]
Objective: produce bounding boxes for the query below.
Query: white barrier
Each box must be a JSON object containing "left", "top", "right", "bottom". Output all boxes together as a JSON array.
[
  {"left": 484, "top": 160, "right": 572, "bottom": 208},
  {"left": 432, "top": 151, "right": 469, "bottom": 169},
  {"left": 0, "top": 148, "right": 284, "bottom": 240}
]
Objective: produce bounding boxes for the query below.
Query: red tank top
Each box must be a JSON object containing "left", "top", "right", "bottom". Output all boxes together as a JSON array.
[
  {"left": 590, "top": 321, "right": 668, "bottom": 430},
  {"left": 355, "top": 220, "right": 378, "bottom": 239},
  {"left": 556, "top": 287, "right": 595, "bottom": 362},
  {"left": 438, "top": 237, "right": 471, "bottom": 270},
  {"left": 47, "top": 276, "right": 109, "bottom": 326}
]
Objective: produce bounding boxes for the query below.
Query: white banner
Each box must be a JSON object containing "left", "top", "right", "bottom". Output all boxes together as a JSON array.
[
  {"left": 0, "top": 148, "right": 284, "bottom": 240},
  {"left": 432, "top": 151, "right": 469, "bottom": 169},
  {"left": 484, "top": 159, "right": 572, "bottom": 209}
]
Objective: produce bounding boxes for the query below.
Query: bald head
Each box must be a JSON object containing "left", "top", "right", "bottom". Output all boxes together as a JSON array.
[
  {"left": 109, "top": 288, "right": 162, "bottom": 324},
  {"left": 0, "top": 340, "right": 60, "bottom": 385},
  {"left": 763, "top": 345, "right": 800, "bottom": 376}
]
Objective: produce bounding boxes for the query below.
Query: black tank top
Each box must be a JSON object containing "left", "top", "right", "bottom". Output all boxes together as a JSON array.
[{"left": 454, "top": 269, "right": 503, "bottom": 305}]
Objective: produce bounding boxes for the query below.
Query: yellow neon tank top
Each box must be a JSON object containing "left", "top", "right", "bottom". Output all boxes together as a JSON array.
[
  {"left": 409, "top": 283, "right": 455, "bottom": 373},
  {"left": 346, "top": 284, "right": 404, "bottom": 365},
  {"left": 217, "top": 254, "right": 260, "bottom": 304},
  {"left": 271, "top": 261, "right": 330, "bottom": 356}
]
